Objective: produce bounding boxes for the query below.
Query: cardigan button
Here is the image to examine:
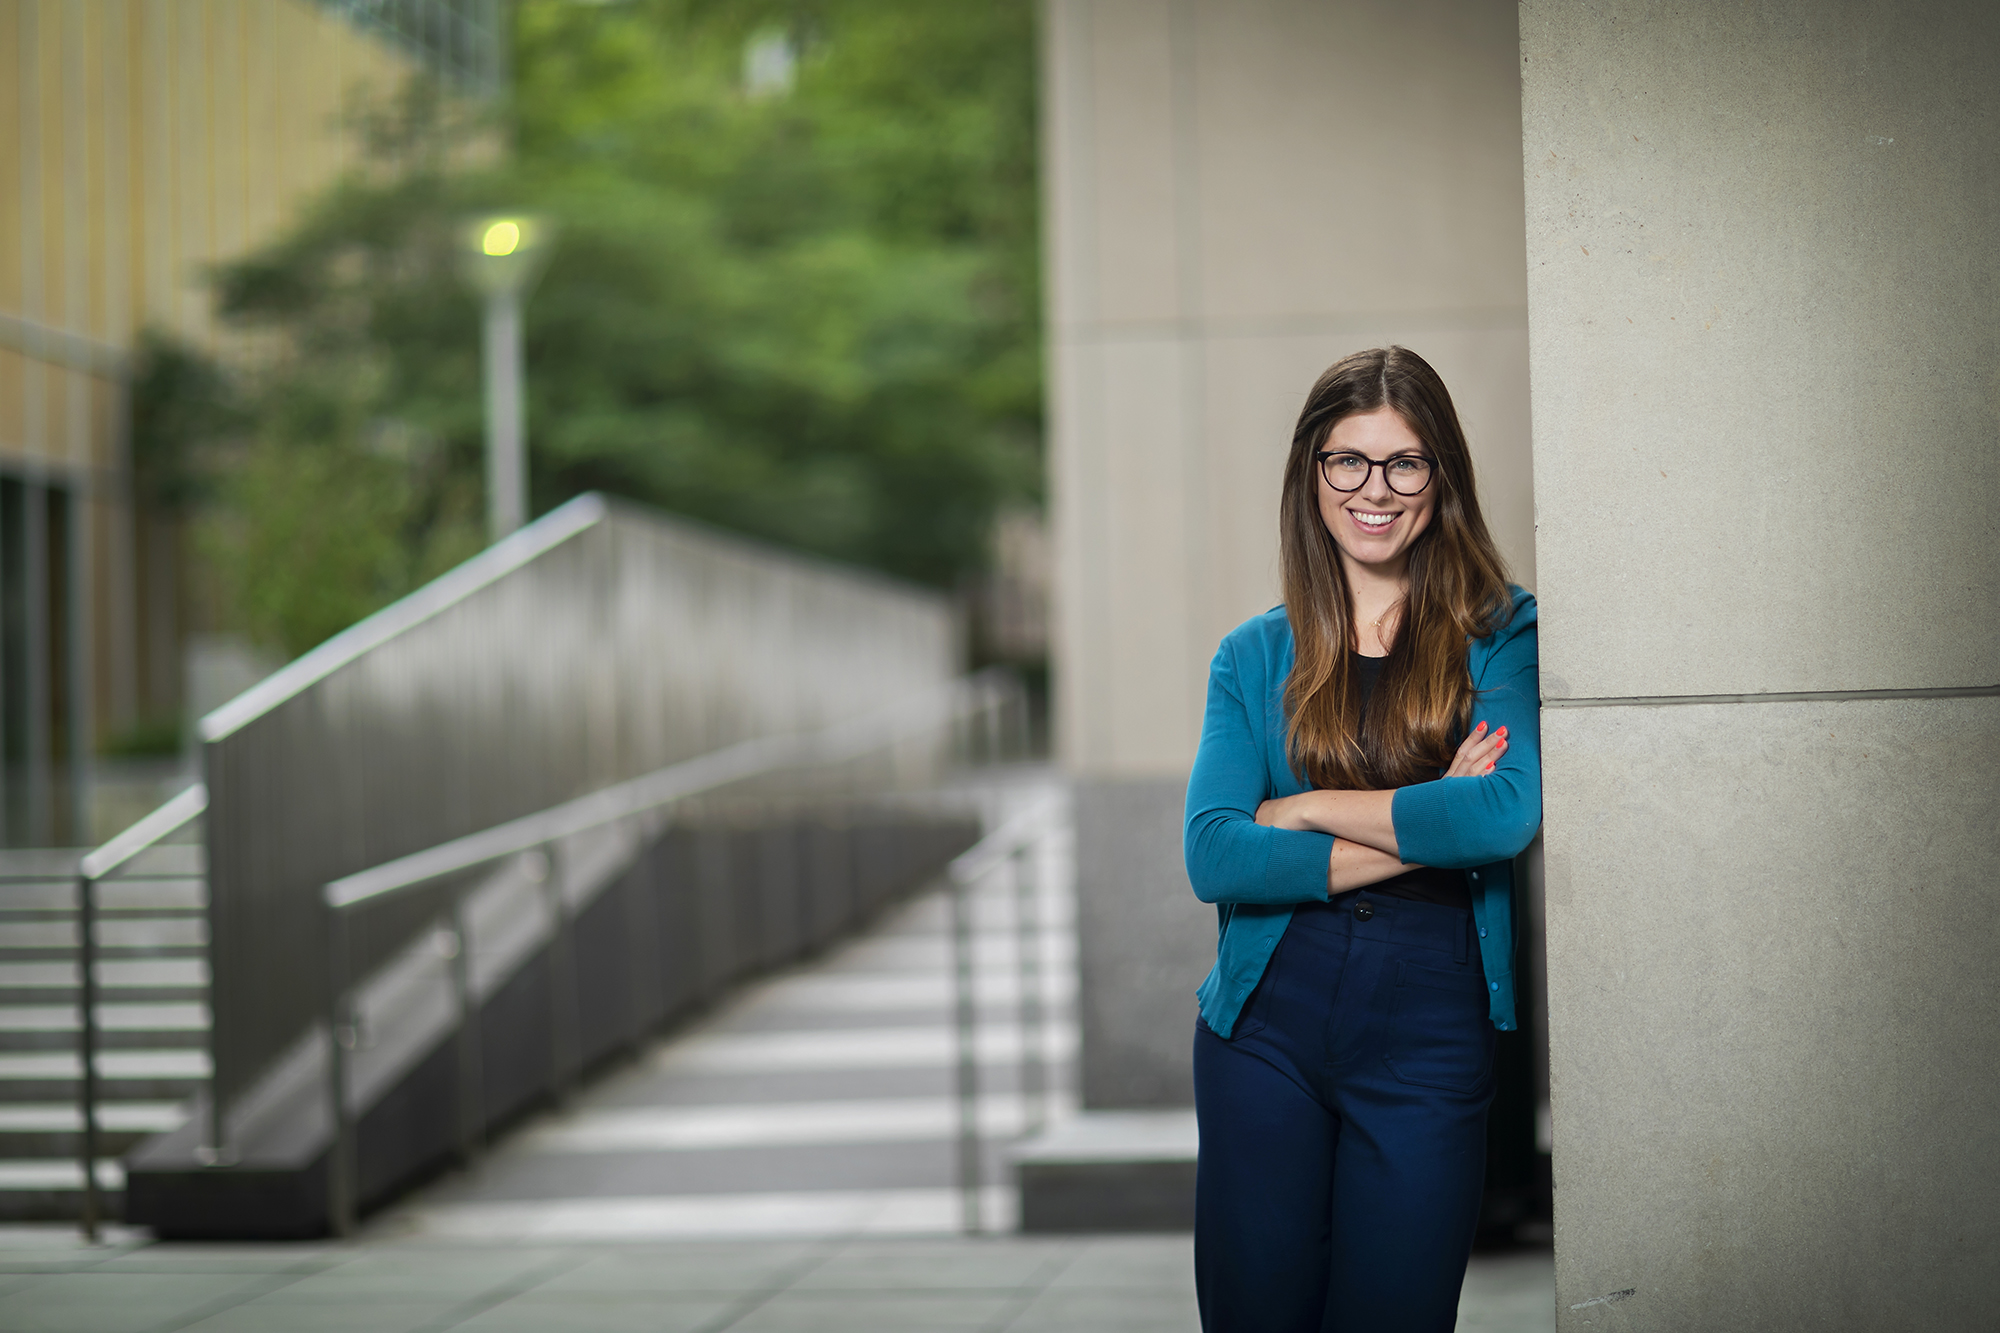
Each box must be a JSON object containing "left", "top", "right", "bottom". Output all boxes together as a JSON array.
[{"left": 1353, "top": 902, "right": 1374, "bottom": 922}]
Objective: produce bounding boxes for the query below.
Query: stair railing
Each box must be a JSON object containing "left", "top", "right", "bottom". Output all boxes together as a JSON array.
[
  {"left": 319, "top": 668, "right": 1027, "bottom": 1236},
  {"left": 73, "top": 782, "right": 209, "bottom": 1240},
  {"left": 943, "top": 793, "right": 1066, "bottom": 1234}
]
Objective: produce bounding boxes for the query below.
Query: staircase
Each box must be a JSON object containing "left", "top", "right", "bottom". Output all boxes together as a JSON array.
[{"left": 0, "top": 845, "right": 209, "bottom": 1220}]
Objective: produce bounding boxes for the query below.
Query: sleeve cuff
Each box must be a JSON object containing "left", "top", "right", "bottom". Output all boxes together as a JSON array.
[
  {"left": 1390, "top": 781, "right": 1459, "bottom": 867},
  {"left": 1266, "top": 828, "right": 1336, "bottom": 899}
]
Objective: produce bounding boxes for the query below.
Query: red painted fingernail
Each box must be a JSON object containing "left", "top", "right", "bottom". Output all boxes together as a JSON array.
[
  {"left": 1485, "top": 762, "right": 1495, "bottom": 772},
  {"left": 1475, "top": 722, "right": 1486, "bottom": 732}
]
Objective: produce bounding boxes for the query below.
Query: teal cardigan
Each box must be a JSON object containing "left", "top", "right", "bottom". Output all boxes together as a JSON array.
[{"left": 1184, "top": 588, "right": 1541, "bottom": 1035}]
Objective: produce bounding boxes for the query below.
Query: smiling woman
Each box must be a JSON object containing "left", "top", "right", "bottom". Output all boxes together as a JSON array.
[{"left": 1181, "top": 346, "right": 1542, "bottom": 1332}]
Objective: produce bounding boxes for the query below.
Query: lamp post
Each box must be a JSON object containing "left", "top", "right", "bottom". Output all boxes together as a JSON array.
[{"left": 462, "top": 215, "right": 552, "bottom": 543}]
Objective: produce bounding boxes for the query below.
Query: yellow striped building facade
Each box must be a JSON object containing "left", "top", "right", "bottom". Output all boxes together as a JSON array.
[{"left": 0, "top": 0, "right": 499, "bottom": 843}]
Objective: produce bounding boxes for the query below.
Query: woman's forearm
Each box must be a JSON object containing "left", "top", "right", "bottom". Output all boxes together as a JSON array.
[
  {"left": 1286, "top": 789, "right": 1400, "bottom": 857},
  {"left": 1326, "top": 837, "right": 1422, "bottom": 894}
]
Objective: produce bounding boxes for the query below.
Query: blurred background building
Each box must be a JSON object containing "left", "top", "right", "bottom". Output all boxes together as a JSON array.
[{"left": 0, "top": 0, "right": 504, "bottom": 846}]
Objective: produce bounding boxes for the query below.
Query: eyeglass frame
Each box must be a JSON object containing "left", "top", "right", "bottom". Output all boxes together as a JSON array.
[{"left": 1312, "top": 449, "right": 1437, "bottom": 496}]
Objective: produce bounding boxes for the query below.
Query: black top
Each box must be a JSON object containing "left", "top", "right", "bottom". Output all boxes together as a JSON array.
[{"left": 1351, "top": 653, "right": 1472, "bottom": 910}]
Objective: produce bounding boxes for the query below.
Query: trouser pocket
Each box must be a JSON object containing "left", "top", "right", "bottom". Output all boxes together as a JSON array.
[{"left": 1382, "top": 958, "right": 1496, "bottom": 1094}]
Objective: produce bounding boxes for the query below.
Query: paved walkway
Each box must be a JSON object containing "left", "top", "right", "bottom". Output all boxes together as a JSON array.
[{"left": 0, "top": 1230, "right": 1553, "bottom": 1332}]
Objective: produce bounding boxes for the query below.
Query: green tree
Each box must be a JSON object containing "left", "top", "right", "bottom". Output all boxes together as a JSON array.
[{"left": 195, "top": 0, "right": 1040, "bottom": 657}]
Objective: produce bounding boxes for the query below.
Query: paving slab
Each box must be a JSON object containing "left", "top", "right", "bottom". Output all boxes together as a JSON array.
[
  {"left": 1040, "top": 1232, "right": 1197, "bottom": 1290},
  {"left": 527, "top": 1243, "right": 824, "bottom": 1295},
  {"left": 1007, "top": 1284, "right": 1201, "bottom": 1333},
  {"left": 448, "top": 1293, "right": 739, "bottom": 1333},
  {"left": 278, "top": 1251, "right": 586, "bottom": 1303},
  {"left": 172, "top": 1297, "right": 462, "bottom": 1333},
  {"left": 721, "top": 1289, "right": 1021, "bottom": 1333},
  {"left": 0, "top": 1270, "right": 276, "bottom": 1333},
  {"left": 91, "top": 1246, "right": 339, "bottom": 1274},
  {"left": 1455, "top": 1250, "right": 1557, "bottom": 1333},
  {"left": 784, "top": 1238, "right": 1068, "bottom": 1292}
]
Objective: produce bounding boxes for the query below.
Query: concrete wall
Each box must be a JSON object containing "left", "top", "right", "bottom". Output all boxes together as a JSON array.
[
  {"left": 1043, "top": 0, "right": 1536, "bottom": 1105},
  {"left": 1522, "top": 2, "right": 2000, "bottom": 1325}
]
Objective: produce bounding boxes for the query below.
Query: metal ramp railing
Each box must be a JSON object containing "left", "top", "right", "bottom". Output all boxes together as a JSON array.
[
  {"left": 104, "top": 670, "right": 1029, "bottom": 1238},
  {"left": 312, "top": 671, "right": 1028, "bottom": 1235}
]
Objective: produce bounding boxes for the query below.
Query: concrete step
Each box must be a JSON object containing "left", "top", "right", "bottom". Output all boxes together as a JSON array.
[
  {"left": 0, "top": 1046, "right": 210, "bottom": 1102},
  {"left": 1012, "top": 1110, "right": 1198, "bottom": 1233},
  {"left": 0, "top": 1157, "right": 126, "bottom": 1222},
  {"left": 0, "top": 954, "right": 206, "bottom": 971},
  {"left": 0, "top": 993, "right": 203, "bottom": 1012},
  {"left": 0, "top": 1101, "right": 191, "bottom": 1134},
  {"left": 0, "top": 852, "right": 211, "bottom": 1223},
  {"left": 0, "top": 1031, "right": 206, "bottom": 1054},
  {"left": 0, "top": 959, "right": 208, "bottom": 989},
  {"left": 98, "top": 882, "right": 207, "bottom": 911},
  {"left": 0, "top": 1050, "right": 210, "bottom": 1079},
  {"left": 0, "top": 1082, "right": 204, "bottom": 1104},
  {"left": 0, "top": 1157, "right": 126, "bottom": 1187},
  {"left": 0, "top": 1003, "right": 209, "bottom": 1050},
  {"left": 0, "top": 1130, "right": 166, "bottom": 1159},
  {"left": 0, "top": 1098, "right": 192, "bottom": 1157},
  {"left": 0, "top": 889, "right": 204, "bottom": 914},
  {"left": 0, "top": 919, "right": 208, "bottom": 950}
]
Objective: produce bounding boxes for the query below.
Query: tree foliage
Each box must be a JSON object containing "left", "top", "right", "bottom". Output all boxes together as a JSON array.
[{"left": 178, "top": 0, "right": 1040, "bottom": 658}]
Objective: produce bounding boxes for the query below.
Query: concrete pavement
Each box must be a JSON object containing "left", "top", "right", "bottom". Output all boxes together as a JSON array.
[{"left": 0, "top": 1229, "right": 1551, "bottom": 1331}]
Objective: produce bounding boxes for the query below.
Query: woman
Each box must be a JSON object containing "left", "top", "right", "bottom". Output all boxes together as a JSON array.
[{"left": 1183, "top": 346, "right": 1540, "bottom": 1332}]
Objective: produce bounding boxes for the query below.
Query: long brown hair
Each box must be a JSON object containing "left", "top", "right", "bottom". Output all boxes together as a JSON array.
[{"left": 1281, "top": 346, "right": 1511, "bottom": 790}]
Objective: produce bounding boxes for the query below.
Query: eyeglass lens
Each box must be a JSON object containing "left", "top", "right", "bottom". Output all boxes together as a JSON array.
[{"left": 1320, "top": 452, "right": 1432, "bottom": 494}]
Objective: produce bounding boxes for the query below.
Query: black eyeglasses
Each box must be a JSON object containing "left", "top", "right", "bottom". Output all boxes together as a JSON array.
[{"left": 1314, "top": 450, "right": 1435, "bottom": 496}]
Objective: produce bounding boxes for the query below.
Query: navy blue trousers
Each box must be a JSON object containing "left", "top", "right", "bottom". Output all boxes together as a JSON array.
[{"left": 1193, "top": 892, "right": 1498, "bottom": 1333}]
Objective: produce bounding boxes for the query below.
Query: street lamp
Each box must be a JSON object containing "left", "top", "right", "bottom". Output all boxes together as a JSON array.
[{"left": 461, "top": 214, "right": 553, "bottom": 543}]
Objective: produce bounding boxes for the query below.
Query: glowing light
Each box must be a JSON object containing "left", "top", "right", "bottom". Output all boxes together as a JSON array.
[{"left": 481, "top": 220, "right": 522, "bottom": 257}]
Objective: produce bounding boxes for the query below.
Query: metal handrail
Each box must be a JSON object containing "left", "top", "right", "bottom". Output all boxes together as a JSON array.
[
  {"left": 944, "top": 796, "right": 1062, "bottom": 1235},
  {"left": 70, "top": 781, "right": 209, "bottom": 1241},
  {"left": 320, "top": 668, "right": 1026, "bottom": 1236},
  {"left": 324, "top": 671, "right": 1008, "bottom": 912},
  {"left": 79, "top": 783, "right": 207, "bottom": 882}
]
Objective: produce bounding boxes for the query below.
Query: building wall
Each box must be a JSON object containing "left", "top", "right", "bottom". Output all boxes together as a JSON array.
[
  {"left": 0, "top": 0, "right": 417, "bottom": 466},
  {"left": 1522, "top": 1, "right": 2000, "bottom": 1325},
  {"left": 0, "top": 1, "right": 426, "bottom": 838},
  {"left": 1042, "top": 0, "right": 1535, "bottom": 1105}
]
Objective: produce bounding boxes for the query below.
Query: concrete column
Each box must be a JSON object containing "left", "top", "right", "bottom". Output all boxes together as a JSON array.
[
  {"left": 1522, "top": 2, "right": 2000, "bottom": 1325},
  {"left": 1043, "top": 0, "right": 1535, "bottom": 1106}
]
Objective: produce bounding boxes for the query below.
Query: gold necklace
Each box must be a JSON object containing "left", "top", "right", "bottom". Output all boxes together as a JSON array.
[{"left": 1368, "top": 601, "right": 1401, "bottom": 647}]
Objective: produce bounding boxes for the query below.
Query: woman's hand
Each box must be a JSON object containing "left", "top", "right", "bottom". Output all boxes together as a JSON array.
[{"left": 1444, "top": 721, "right": 1508, "bottom": 778}]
